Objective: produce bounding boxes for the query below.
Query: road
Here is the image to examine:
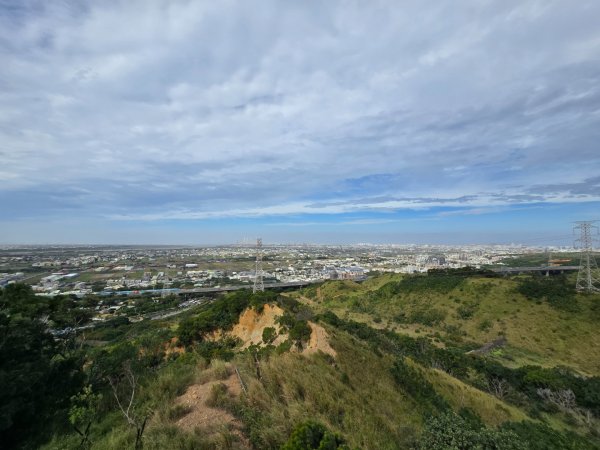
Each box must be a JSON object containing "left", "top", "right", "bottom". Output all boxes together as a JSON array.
[
  {"left": 101, "top": 280, "right": 317, "bottom": 297},
  {"left": 491, "top": 265, "right": 579, "bottom": 274}
]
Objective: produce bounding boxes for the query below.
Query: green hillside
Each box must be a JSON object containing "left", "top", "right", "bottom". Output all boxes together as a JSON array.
[
  {"left": 297, "top": 271, "right": 600, "bottom": 375},
  {"left": 2, "top": 273, "right": 600, "bottom": 449}
]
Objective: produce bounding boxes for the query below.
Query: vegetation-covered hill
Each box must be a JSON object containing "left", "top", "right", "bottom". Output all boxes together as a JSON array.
[
  {"left": 2, "top": 271, "right": 600, "bottom": 449},
  {"left": 298, "top": 271, "right": 600, "bottom": 374}
]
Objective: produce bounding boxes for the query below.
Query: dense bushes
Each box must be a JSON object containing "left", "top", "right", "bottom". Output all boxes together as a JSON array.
[
  {"left": 289, "top": 320, "right": 312, "bottom": 346},
  {"left": 282, "top": 421, "right": 348, "bottom": 450},
  {"left": 395, "top": 306, "right": 447, "bottom": 326},
  {"left": 391, "top": 358, "right": 449, "bottom": 412},
  {"left": 457, "top": 303, "right": 477, "bottom": 319},
  {"left": 517, "top": 275, "right": 576, "bottom": 310},
  {"left": 375, "top": 268, "right": 499, "bottom": 301},
  {"left": 375, "top": 274, "right": 465, "bottom": 301},
  {"left": 0, "top": 283, "right": 93, "bottom": 329},
  {"left": 0, "top": 284, "right": 85, "bottom": 449},
  {"left": 195, "top": 337, "right": 239, "bottom": 361},
  {"left": 319, "top": 310, "right": 418, "bottom": 355},
  {"left": 322, "top": 311, "right": 600, "bottom": 424},
  {"left": 470, "top": 360, "right": 600, "bottom": 417},
  {"left": 418, "top": 412, "right": 525, "bottom": 450},
  {"left": 501, "top": 421, "right": 600, "bottom": 450},
  {"left": 416, "top": 399, "right": 600, "bottom": 449},
  {"left": 178, "top": 290, "right": 278, "bottom": 345},
  {"left": 428, "top": 267, "right": 500, "bottom": 278},
  {"left": 277, "top": 311, "right": 313, "bottom": 348},
  {"left": 320, "top": 312, "right": 469, "bottom": 375},
  {"left": 400, "top": 274, "right": 466, "bottom": 293},
  {"left": 262, "top": 326, "right": 277, "bottom": 344}
]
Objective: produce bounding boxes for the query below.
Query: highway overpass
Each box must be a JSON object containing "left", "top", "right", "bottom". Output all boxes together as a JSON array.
[
  {"left": 491, "top": 265, "right": 579, "bottom": 275},
  {"left": 100, "top": 280, "right": 316, "bottom": 297}
]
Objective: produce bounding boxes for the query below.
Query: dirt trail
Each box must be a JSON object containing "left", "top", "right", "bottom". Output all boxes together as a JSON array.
[
  {"left": 304, "top": 322, "right": 336, "bottom": 357},
  {"left": 466, "top": 336, "right": 507, "bottom": 355},
  {"left": 174, "top": 373, "right": 249, "bottom": 446}
]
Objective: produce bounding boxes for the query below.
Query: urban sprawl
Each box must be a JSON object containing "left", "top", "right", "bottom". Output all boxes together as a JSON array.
[{"left": 1, "top": 243, "right": 574, "bottom": 297}]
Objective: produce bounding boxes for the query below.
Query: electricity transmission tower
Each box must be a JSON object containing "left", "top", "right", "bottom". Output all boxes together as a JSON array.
[
  {"left": 162, "top": 251, "right": 171, "bottom": 297},
  {"left": 253, "top": 238, "right": 264, "bottom": 293},
  {"left": 574, "top": 221, "right": 600, "bottom": 293}
]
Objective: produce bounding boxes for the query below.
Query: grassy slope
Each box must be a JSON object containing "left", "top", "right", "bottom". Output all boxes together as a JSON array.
[
  {"left": 42, "top": 302, "right": 425, "bottom": 450},
  {"left": 298, "top": 275, "right": 600, "bottom": 375},
  {"left": 235, "top": 328, "right": 422, "bottom": 449},
  {"left": 41, "top": 276, "right": 600, "bottom": 449},
  {"left": 414, "top": 360, "right": 529, "bottom": 426}
]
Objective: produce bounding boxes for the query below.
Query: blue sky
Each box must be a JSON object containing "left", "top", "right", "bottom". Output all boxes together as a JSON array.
[{"left": 1, "top": 1, "right": 600, "bottom": 245}]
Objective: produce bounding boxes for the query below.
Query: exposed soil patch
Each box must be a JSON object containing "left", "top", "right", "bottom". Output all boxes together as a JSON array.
[
  {"left": 164, "top": 337, "right": 185, "bottom": 358},
  {"left": 209, "top": 304, "right": 336, "bottom": 358},
  {"left": 173, "top": 373, "right": 249, "bottom": 446},
  {"left": 230, "top": 304, "right": 286, "bottom": 348},
  {"left": 304, "top": 322, "right": 336, "bottom": 357}
]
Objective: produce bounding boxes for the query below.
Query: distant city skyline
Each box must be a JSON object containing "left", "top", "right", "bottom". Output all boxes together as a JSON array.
[{"left": 1, "top": 1, "right": 600, "bottom": 244}]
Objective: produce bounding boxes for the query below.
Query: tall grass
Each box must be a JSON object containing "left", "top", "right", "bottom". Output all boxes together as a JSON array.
[{"left": 225, "top": 330, "right": 421, "bottom": 449}]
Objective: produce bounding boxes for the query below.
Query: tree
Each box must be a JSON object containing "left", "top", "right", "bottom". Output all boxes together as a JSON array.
[
  {"left": 69, "top": 385, "right": 102, "bottom": 448},
  {"left": 488, "top": 377, "right": 509, "bottom": 400},
  {"left": 0, "top": 284, "right": 84, "bottom": 448},
  {"left": 288, "top": 320, "right": 312, "bottom": 349},
  {"left": 262, "top": 326, "right": 277, "bottom": 344}
]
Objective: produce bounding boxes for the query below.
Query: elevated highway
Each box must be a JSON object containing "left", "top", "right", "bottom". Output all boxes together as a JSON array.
[
  {"left": 491, "top": 265, "right": 579, "bottom": 275},
  {"left": 45, "top": 268, "right": 580, "bottom": 300},
  {"left": 101, "top": 280, "right": 316, "bottom": 298}
]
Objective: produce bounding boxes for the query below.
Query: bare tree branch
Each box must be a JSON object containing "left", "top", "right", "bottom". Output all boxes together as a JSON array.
[
  {"left": 109, "top": 361, "right": 149, "bottom": 448},
  {"left": 488, "top": 377, "right": 509, "bottom": 400}
]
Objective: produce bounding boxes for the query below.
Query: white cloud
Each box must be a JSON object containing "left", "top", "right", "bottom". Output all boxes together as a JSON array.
[{"left": 0, "top": 0, "right": 600, "bottom": 224}]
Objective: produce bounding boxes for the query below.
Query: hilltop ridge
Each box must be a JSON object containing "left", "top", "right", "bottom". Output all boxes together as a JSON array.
[{"left": 3, "top": 270, "right": 599, "bottom": 449}]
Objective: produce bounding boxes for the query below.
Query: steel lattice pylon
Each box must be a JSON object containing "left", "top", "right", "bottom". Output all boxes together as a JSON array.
[
  {"left": 162, "top": 251, "right": 171, "bottom": 297},
  {"left": 574, "top": 221, "right": 600, "bottom": 293},
  {"left": 253, "top": 238, "right": 264, "bottom": 293}
]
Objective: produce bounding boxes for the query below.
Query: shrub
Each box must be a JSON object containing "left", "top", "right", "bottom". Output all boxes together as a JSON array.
[
  {"left": 165, "top": 404, "right": 192, "bottom": 421},
  {"left": 262, "top": 326, "right": 277, "bottom": 344},
  {"left": 410, "top": 307, "right": 446, "bottom": 326},
  {"left": 376, "top": 274, "right": 464, "bottom": 299},
  {"left": 282, "top": 421, "right": 348, "bottom": 450},
  {"left": 419, "top": 412, "right": 525, "bottom": 450},
  {"left": 289, "top": 321, "right": 312, "bottom": 347},
  {"left": 501, "top": 421, "right": 600, "bottom": 450},
  {"left": 457, "top": 304, "right": 477, "bottom": 320},
  {"left": 177, "top": 290, "right": 278, "bottom": 345},
  {"left": 517, "top": 275, "right": 577, "bottom": 310},
  {"left": 206, "top": 383, "right": 230, "bottom": 408},
  {"left": 195, "top": 337, "right": 238, "bottom": 361},
  {"left": 391, "top": 358, "right": 449, "bottom": 412},
  {"left": 478, "top": 319, "right": 493, "bottom": 331},
  {"left": 277, "top": 310, "right": 312, "bottom": 348}
]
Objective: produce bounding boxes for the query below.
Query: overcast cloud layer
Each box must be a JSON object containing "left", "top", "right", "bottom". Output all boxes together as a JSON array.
[{"left": 1, "top": 1, "right": 600, "bottom": 243}]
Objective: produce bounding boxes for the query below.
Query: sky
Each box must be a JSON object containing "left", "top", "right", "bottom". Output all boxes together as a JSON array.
[{"left": 1, "top": 0, "right": 600, "bottom": 245}]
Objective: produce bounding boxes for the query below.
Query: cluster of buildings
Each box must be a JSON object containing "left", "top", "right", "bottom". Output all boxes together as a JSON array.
[
  {"left": 0, "top": 243, "right": 575, "bottom": 297},
  {"left": 0, "top": 272, "right": 24, "bottom": 287},
  {"left": 33, "top": 273, "right": 84, "bottom": 296}
]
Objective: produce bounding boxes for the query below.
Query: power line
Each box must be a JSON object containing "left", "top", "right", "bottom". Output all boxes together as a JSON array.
[{"left": 574, "top": 221, "right": 600, "bottom": 293}]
